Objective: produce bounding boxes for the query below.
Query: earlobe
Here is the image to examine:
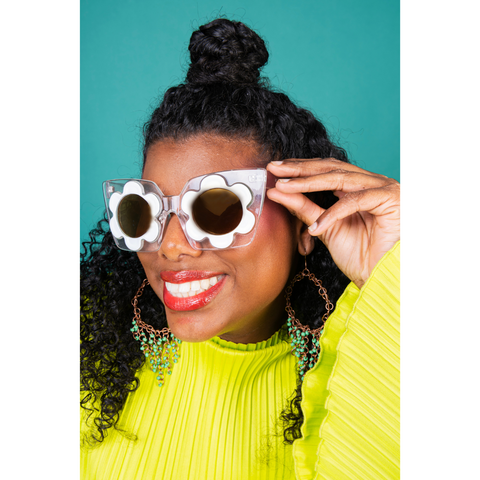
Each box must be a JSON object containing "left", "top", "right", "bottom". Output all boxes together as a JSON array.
[{"left": 298, "top": 224, "right": 315, "bottom": 255}]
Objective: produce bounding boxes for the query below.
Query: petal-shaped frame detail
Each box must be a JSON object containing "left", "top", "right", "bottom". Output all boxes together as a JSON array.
[
  {"left": 108, "top": 180, "right": 162, "bottom": 252},
  {"left": 181, "top": 174, "right": 255, "bottom": 249}
]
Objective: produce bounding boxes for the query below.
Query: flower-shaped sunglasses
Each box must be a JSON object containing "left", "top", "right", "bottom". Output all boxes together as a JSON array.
[{"left": 103, "top": 169, "right": 271, "bottom": 252}]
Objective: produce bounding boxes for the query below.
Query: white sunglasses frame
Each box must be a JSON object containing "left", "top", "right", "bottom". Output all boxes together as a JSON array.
[{"left": 102, "top": 168, "right": 269, "bottom": 252}]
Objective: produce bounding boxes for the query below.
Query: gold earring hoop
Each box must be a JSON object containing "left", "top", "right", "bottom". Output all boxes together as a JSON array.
[
  {"left": 285, "top": 252, "right": 334, "bottom": 380},
  {"left": 131, "top": 279, "right": 181, "bottom": 387}
]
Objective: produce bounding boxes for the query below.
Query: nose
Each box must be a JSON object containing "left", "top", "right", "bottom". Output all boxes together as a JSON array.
[{"left": 159, "top": 214, "right": 202, "bottom": 261}]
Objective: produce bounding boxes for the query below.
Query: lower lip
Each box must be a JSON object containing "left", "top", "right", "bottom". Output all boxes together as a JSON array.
[{"left": 163, "top": 276, "right": 227, "bottom": 311}]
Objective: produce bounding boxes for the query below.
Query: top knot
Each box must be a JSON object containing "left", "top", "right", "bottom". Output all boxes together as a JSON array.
[{"left": 186, "top": 19, "right": 269, "bottom": 85}]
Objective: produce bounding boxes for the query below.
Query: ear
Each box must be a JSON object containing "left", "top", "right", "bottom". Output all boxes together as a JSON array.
[{"left": 298, "top": 222, "right": 315, "bottom": 256}]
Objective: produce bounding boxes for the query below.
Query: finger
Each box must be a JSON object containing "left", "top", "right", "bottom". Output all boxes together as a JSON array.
[
  {"left": 274, "top": 170, "right": 394, "bottom": 194},
  {"left": 308, "top": 184, "right": 400, "bottom": 235},
  {"left": 267, "top": 158, "right": 386, "bottom": 179},
  {"left": 266, "top": 189, "right": 325, "bottom": 227}
]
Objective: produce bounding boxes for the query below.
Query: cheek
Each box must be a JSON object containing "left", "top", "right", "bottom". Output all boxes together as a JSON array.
[
  {"left": 240, "top": 201, "right": 298, "bottom": 291},
  {"left": 137, "top": 252, "right": 163, "bottom": 297},
  {"left": 256, "top": 200, "right": 298, "bottom": 251},
  {"left": 137, "top": 252, "right": 151, "bottom": 273}
]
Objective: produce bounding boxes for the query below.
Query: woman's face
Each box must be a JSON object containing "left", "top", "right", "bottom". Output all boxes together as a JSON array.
[{"left": 138, "top": 134, "right": 303, "bottom": 344}]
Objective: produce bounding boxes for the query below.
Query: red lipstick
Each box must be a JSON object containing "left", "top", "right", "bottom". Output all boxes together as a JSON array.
[
  {"left": 161, "top": 271, "right": 227, "bottom": 312},
  {"left": 160, "top": 270, "right": 223, "bottom": 283}
]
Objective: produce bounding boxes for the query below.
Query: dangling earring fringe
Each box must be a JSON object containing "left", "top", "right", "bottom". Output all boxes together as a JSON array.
[
  {"left": 285, "top": 254, "right": 333, "bottom": 381},
  {"left": 131, "top": 279, "right": 181, "bottom": 387}
]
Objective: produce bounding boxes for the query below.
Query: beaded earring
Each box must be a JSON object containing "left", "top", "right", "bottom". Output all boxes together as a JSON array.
[
  {"left": 131, "top": 279, "right": 181, "bottom": 387},
  {"left": 285, "top": 253, "right": 334, "bottom": 381}
]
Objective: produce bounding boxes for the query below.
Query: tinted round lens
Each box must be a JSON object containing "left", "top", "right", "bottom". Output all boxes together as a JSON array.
[
  {"left": 192, "top": 188, "right": 243, "bottom": 235},
  {"left": 118, "top": 194, "right": 151, "bottom": 238}
]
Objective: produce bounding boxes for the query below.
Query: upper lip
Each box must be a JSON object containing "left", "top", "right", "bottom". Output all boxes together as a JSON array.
[{"left": 160, "top": 270, "right": 224, "bottom": 283}]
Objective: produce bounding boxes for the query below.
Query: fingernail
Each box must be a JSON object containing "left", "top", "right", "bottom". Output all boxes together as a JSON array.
[
  {"left": 270, "top": 160, "right": 283, "bottom": 165},
  {"left": 277, "top": 178, "right": 290, "bottom": 183},
  {"left": 308, "top": 222, "right": 318, "bottom": 232}
]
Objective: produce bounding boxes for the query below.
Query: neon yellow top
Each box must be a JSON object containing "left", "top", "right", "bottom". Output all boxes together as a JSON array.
[{"left": 81, "top": 242, "right": 399, "bottom": 479}]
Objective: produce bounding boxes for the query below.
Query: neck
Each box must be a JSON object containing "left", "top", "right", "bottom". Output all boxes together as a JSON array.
[{"left": 218, "top": 294, "right": 287, "bottom": 344}]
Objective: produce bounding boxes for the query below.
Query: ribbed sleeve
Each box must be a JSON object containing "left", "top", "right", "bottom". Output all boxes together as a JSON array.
[{"left": 293, "top": 242, "right": 400, "bottom": 480}]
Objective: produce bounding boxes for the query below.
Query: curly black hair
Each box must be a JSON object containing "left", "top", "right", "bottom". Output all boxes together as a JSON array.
[{"left": 81, "top": 18, "right": 351, "bottom": 446}]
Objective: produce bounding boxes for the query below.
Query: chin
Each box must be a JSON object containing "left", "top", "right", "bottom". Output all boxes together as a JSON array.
[{"left": 166, "top": 314, "right": 223, "bottom": 343}]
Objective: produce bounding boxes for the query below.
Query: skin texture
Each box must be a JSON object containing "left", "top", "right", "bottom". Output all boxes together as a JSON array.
[
  {"left": 138, "top": 134, "right": 305, "bottom": 344},
  {"left": 267, "top": 159, "right": 400, "bottom": 289}
]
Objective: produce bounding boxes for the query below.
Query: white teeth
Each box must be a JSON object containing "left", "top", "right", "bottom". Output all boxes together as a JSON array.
[
  {"left": 165, "top": 275, "right": 224, "bottom": 298},
  {"left": 166, "top": 283, "right": 179, "bottom": 293}
]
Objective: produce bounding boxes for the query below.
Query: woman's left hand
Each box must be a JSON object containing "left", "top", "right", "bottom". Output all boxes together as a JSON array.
[{"left": 266, "top": 159, "right": 400, "bottom": 289}]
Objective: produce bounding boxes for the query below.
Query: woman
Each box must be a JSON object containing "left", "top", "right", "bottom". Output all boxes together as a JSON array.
[{"left": 81, "top": 18, "right": 400, "bottom": 479}]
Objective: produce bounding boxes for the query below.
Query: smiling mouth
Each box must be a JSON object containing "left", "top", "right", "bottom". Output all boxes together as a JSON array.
[
  {"left": 164, "top": 275, "right": 225, "bottom": 298},
  {"left": 161, "top": 273, "right": 227, "bottom": 311}
]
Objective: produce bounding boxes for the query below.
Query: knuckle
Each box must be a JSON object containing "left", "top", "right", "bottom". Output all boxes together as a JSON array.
[
  {"left": 306, "top": 202, "right": 318, "bottom": 218},
  {"left": 385, "top": 181, "right": 401, "bottom": 196},
  {"left": 295, "top": 194, "right": 318, "bottom": 220},
  {"left": 290, "top": 162, "right": 307, "bottom": 177},
  {"left": 328, "top": 158, "right": 346, "bottom": 167},
  {"left": 342, "top": 190, "right": 362, "bottom": 207},
  {"left": 299, "top": 194, "right": 310, "bottom": 211}
]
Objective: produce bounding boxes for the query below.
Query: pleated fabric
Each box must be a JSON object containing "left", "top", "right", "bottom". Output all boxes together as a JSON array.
[
  {"left": 81, "top": 242, "right": 400, "bottom": 480},
  {"left": 293, "top": 242, "right": 400, "bottom": 480},
  {"left": 81, "top": 327, "right": 299, "bottom": 479}
]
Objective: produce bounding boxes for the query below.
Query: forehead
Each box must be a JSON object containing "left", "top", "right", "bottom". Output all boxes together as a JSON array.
[{"left": 143, "top": 135, "right": 265, "bottom": 195}]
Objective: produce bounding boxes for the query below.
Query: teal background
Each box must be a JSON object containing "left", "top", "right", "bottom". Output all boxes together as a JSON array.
[{"left": 81, "top": 0, "right": 399, "bottom": 245}]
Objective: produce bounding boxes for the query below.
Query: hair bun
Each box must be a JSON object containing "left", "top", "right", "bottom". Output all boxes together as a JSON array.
[{"left": 186, "top": 19, "right": 269, "bottom": 85}]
